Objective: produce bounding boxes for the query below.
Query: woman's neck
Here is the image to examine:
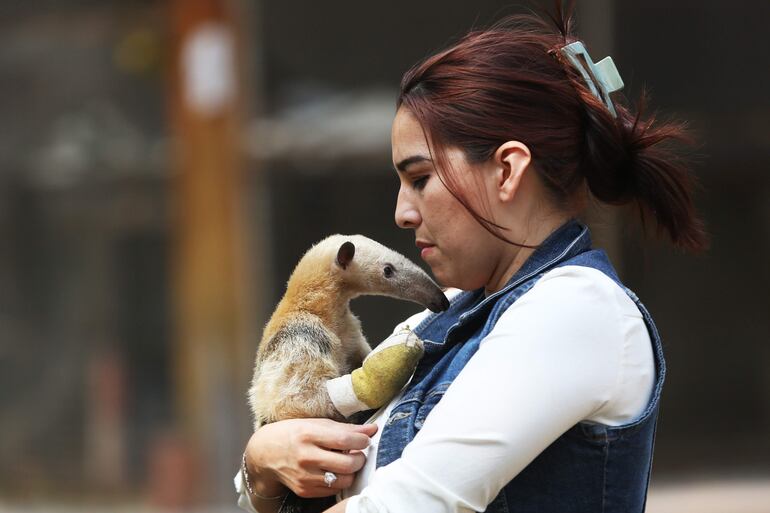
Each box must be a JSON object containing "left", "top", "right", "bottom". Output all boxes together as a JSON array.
[{"left": 484, "top": 213, "right": 571, "bottom": 296}]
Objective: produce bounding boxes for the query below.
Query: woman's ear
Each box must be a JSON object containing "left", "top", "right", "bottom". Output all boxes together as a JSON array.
[{"left": 493, "top": 141, "right": 532, "bottom": 203}]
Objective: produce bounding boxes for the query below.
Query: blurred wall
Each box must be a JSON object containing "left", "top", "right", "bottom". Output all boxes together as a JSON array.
[
  {"left": 0, "top": 0, "right": 171, "bottom": 500},
  {"left": 615, "top": 1, "right": 770, "bottom": 476}
]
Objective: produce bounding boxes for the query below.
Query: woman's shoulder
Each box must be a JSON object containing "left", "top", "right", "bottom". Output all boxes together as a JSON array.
[
  {"left": 487, "top": 264, "right": 645, "bottom": 352},
  {"left": 518, "top": 264, "right": 642, "bottom": 319},
  {"left": 517, "top": 265, "right": 654, "bottom": 425}
]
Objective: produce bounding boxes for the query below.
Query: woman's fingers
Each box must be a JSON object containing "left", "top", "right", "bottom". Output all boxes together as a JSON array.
[
  {"left": 320, "top": 472, "right": 355, "bottom": 490},
  {"left": 293, "top": 473, "right": 356, "bottom": 498},
  {"left": 249, "top": 418, "right": 377, "bottom": 497},
  {"left": 300, "top": 420, "right": 377, "bottom": 451},
  {"left": 306, "top": 448, "right": 367, "bottom": 475},
  {"left": 351, "top": 422, "right": 378, "bottom": 437}
]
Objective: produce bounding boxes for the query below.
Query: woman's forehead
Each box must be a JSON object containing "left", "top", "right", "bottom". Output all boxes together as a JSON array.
[{"left": 391, "top": 109, "right": 430, "bottom": 162}]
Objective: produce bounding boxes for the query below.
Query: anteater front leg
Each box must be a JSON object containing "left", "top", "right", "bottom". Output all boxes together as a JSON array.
[{"left": 346, "top": 334, "right": 372, "bottom": 371}]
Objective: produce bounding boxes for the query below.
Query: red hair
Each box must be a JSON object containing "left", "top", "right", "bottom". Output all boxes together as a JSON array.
[{"left": 397, "top": 3, "right": 707, "bottom": 252}]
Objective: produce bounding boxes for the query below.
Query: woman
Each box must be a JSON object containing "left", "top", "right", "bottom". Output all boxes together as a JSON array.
[{"left": 236, "top": 6, "right": 706, "bottom": 513}]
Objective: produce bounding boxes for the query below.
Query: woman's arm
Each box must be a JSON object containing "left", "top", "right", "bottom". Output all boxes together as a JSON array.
[
  {"left": 345, "top": 267, "right": 653, "bottom": 513},
  {"left": 238, "top": 418, "right": 377, "bottom": 512}
]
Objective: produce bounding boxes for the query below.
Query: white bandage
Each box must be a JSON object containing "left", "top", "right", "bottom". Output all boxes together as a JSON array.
[{"left": 326, "top": 374, "right": 370, "bottom": 418}]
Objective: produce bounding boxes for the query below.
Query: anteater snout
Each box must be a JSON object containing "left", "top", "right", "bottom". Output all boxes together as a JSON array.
[
  {"left": 405, "top": 274, "right": 449, "bottom": 313},
  {"left": 427, "top": 293, "right": 450, "bottom": 313}
]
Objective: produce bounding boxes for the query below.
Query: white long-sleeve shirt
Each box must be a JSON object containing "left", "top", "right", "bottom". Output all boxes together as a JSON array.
[{"left": 236, "top": 265, "right": 655, "bottom": 513}]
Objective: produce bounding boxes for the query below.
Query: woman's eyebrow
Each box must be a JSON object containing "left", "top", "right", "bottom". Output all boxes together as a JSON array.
[{"left": 395, "top": 155, "right": 432, "bottom": 172}]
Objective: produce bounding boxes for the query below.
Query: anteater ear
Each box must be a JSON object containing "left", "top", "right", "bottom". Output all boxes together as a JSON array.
[{"left": 336, "top": 241, "right": 355, "bottom": 270}]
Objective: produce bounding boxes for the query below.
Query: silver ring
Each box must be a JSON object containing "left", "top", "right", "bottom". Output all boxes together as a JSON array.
[{"left": 323, "top": 471, "right": 338, "bottom": 487}]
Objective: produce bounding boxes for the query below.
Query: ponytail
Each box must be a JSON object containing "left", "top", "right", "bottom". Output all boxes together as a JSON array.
[{"left": 577, "top": 87, "right": 708, "bottom": 252}]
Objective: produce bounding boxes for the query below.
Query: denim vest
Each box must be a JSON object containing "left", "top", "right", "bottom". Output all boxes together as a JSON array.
[{"left": 375, "top": 219, "right": 665, "bottom": 513}]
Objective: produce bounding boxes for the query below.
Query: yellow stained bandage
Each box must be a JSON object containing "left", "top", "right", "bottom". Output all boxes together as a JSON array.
[{"left": 351, "top": 329, "right": 423, "bottom": 409}]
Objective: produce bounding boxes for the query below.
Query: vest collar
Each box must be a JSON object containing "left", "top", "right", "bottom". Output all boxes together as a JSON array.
[{"left": 457, "top": 219, "right": 591, "bottom": 321}]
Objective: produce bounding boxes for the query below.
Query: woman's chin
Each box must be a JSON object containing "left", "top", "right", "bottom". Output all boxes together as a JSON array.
[
  {"left": 437, "top": 272, "right": 486, "bottom": 292},
  {"left": 426, "top": 266, "right": 448, "bottom": 287},
  {"left": 430, "top": 268, "right": 461, "bottom": 290}
]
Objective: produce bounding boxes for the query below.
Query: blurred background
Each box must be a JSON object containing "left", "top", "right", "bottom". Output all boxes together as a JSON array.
[{"left": 0, "top": 0, "right": 767, "bottom": 511}]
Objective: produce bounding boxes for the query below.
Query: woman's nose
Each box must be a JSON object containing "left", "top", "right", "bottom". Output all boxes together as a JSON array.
[{"left": 395, "top": 187, "right": 421, "bottom": 229}]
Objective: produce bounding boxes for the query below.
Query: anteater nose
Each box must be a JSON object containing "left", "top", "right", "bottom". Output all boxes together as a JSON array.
[{"left": 428, "top": 294, "right": 450, "bottom": 313}]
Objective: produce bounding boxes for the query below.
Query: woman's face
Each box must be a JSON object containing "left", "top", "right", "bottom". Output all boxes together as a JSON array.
[{"left": 391, "top": 108, "right": 503, "bottom": 290}]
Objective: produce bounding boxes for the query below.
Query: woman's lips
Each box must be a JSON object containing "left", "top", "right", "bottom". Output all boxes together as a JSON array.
[{"left": 416, "top": 241, "right": 435, "bottom": 259}]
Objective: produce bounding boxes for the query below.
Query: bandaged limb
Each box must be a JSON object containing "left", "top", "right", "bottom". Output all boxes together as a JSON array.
[{"left": 325, "top": 327, "right": 424, "bottom": 417}]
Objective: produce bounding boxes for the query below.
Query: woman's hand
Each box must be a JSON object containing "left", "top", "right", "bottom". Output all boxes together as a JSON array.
[{"left": 245, "top": 418, "right": 377, "bottom": 499}]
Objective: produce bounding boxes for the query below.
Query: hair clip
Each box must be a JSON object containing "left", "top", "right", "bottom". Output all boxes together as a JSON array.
[{"left": 560, "top": 41, "right": 624, "bottom": 118}]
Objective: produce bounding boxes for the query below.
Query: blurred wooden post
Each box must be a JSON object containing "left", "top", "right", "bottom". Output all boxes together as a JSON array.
[{"left": 167, "top": 0, "right": 258, "bottom": 501}]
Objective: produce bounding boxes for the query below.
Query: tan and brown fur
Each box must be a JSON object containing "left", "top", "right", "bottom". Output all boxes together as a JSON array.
[{"left": 248, "top": 234, "right": 448, "bottom": 429}]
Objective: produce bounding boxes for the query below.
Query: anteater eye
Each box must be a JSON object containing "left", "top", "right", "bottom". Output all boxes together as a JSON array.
[{"left": 383, "top": 265, "right": 394, "bottom": 278}]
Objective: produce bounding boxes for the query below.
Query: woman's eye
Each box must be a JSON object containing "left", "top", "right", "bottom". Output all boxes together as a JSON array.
[{"left": 412, "top": 176, "right": 429, "bottom": 190}]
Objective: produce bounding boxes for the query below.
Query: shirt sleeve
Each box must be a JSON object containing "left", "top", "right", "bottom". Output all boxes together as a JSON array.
[{"left": 346, "top": 266, "right": 651, "bottom": 513}]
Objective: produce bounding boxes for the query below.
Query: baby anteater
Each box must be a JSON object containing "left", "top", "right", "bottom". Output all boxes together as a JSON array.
[{"left": 248, "top": 234, "right": 449, "bottom": 429}]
